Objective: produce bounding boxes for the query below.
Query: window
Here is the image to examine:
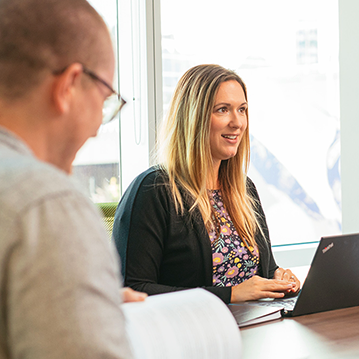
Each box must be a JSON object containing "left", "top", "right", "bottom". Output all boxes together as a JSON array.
[
  {"left": 74, "top": 1, "right": 342, "bottom": 266},
  {"left": 73, "top": 0, "right": 153, "bottom": 201},
  {"left": 160, "top": 0, "right": 341, "bottom": 247},
  {"left": 73, "top": 0, "right": 121, "bottom": 203}
]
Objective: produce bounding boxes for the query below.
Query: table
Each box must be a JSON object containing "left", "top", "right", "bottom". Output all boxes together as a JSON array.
[{"left": 240, "top": 306, "right": 359, "bottom": 359}]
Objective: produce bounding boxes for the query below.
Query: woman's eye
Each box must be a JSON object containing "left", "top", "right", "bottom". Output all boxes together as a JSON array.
[
  {"left": 217, "top": 107, "right": 228, "bottom": 113},
  {"left": 239, "top": 107, "right": 247, "bottom": 114}
]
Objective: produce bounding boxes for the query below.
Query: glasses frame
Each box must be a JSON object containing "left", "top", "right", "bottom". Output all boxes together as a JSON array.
[{"left": 53, "top": 64, "right": 126, "bottom": 124}]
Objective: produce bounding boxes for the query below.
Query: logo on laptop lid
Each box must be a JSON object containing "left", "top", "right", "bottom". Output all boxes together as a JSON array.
[{"left": 322, "top": 242, "right": 334, "bottom": 254}]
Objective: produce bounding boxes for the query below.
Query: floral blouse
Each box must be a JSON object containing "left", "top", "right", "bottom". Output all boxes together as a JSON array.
[{"left": 208, "top": 190, "right": 259, "bottom": 287}]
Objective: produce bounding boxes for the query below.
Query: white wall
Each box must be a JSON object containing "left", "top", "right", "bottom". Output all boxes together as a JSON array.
[{"left": 339, "top": 0, "right": 359, "bottom": 234}]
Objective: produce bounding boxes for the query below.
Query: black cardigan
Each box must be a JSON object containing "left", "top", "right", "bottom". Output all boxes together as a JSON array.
[{"left": 113, "top": 167, "right": 278, "bottom": 304}]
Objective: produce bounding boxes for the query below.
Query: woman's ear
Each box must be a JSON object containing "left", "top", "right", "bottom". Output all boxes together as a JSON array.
[{"left": 51, "top": 63, "right": 83, "bottom": 115}]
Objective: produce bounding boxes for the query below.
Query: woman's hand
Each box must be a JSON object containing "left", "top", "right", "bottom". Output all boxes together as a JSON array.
[
  {"left": 274, "top": 267, "right": 301, "bottom": 294},
  {"left": 120, "top": 287, "right": 148, "bottom": 303},
  {"left": 230, "top": 275, "right": 296, "bottom": 303}
]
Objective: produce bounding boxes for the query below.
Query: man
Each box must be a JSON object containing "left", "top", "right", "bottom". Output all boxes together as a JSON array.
[{"left": 0, "top": 0, "right": 142, "bottom": 357}]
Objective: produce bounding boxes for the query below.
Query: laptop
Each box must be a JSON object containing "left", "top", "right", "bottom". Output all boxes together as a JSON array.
[{"left": 254, "top": 233, "right": 359, "bottom": 317}]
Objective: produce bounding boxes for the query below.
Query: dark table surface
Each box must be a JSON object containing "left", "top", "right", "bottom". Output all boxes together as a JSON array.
[{"left": 240, "top": 306, "right": 359, "bottom": 359}]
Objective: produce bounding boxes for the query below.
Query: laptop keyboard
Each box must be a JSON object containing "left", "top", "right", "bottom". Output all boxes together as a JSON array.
[
  {"left": 271, "top": 297, "right": 298, "bottom": 311},
  {"left": 249, "top": 297, "right": 298, "bottom": 311}
]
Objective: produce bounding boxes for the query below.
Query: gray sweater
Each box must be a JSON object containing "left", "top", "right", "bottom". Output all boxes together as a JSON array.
[{"left": 0, "top": 127, "right": 132, "bottom": 359}]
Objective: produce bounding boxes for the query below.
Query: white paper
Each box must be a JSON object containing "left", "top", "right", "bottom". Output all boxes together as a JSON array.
[{"left": 122, "top": 288, "right": 242, "bottom": 359}]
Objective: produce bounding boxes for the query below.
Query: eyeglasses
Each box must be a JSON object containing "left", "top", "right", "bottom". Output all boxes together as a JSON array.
[
  {"left": 82, "top": 66, "right": 126, "bottom": 124},
  {"left": 53, "top": 64, "right": 126, "bottom": 125}
]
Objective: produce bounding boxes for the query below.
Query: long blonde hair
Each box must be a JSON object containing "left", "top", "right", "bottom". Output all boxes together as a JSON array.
[{"left": 158, "top": 64, "right": 260, "bottom": 248}]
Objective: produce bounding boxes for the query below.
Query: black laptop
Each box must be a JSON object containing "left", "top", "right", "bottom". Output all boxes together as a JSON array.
[{"left": 253, "top": 233, "right": 359, "bottom": 317}]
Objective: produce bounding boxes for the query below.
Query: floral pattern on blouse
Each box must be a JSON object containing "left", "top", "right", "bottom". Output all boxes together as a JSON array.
[{"left": 208, "top": 190, "right": 259, "bottom": 287}]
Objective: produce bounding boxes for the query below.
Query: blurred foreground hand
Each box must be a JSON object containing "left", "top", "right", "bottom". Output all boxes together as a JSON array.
[{"left": 121, "top": 287, "right": 148, "bottom": 303}]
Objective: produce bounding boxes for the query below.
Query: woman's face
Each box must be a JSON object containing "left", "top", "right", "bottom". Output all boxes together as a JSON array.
[{"left": 209, "top": 80, "right": 248, "bottom": 169}]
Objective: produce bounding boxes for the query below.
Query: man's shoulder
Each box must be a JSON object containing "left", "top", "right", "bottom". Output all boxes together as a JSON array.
[{"left": 0, "top": 149, "right": 84, "bottom": 216}]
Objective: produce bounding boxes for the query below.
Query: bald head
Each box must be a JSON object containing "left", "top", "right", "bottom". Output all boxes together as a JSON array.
[{"left": 0, "top": 0, "right": 112, "bottom": 100}]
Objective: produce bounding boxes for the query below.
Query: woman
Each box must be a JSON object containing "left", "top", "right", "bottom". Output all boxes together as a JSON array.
[{"left": 113, "top": 64, "right": 300, "bottom": 304}]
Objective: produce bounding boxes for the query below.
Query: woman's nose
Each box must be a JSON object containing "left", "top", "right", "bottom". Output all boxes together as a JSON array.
[{"left": 230, "top": 112, "right": 246, "bottom": 129}]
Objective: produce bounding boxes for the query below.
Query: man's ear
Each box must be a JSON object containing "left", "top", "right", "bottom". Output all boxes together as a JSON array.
[{"left": 51, "top": 63, "right": 83, "bottom": 115}]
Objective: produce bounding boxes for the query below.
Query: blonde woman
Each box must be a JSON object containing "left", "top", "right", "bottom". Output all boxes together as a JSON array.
[{"left": 113, "top": 64, "right": 300, "bottom": 303}]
